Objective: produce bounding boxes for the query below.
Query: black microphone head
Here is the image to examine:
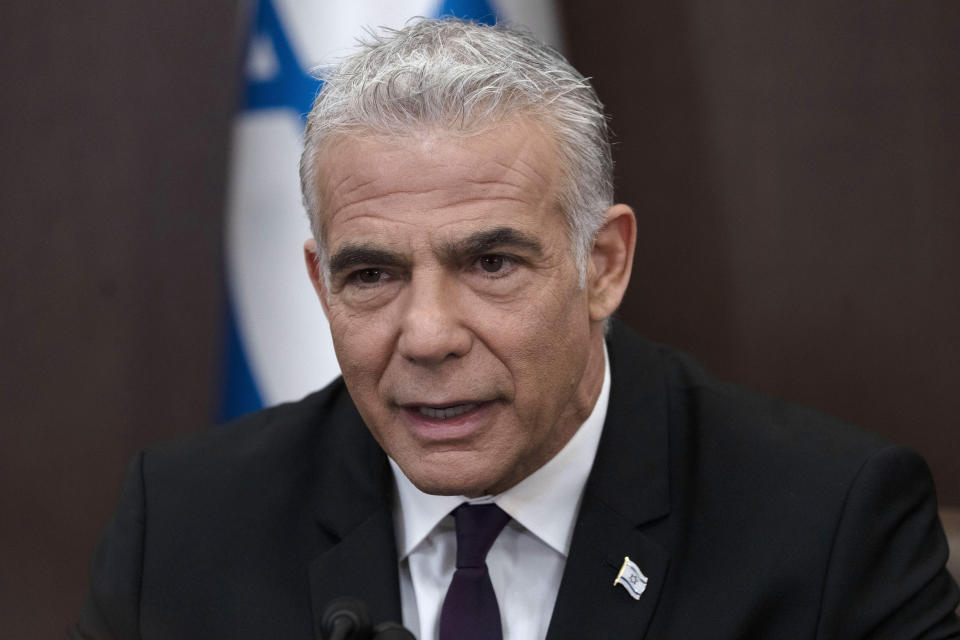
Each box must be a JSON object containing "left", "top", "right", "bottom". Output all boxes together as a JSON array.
[
  {"left": 372, "top": 621, "right": 416, "bottom": 640},
  {"left": 320, "top": 597, "right": 372, "bottom": 640}
]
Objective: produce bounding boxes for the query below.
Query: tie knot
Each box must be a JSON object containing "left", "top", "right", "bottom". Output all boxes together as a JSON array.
[{"left": 452, "top": 503, "right": 511, "bottom": 569}]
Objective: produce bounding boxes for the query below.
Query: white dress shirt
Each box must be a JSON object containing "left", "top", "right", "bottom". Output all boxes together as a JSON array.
[{"left": 390, "top": 348, "right": 611, "bottom": 640}]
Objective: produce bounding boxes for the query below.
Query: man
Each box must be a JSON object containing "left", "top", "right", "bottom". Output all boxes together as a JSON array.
[{"left": 75, "top": 18, "right": 959, "bottom": 640}]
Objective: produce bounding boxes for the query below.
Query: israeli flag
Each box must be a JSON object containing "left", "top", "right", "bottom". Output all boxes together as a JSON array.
[
  {"left": 221, "top": 0, "right": 563, "bottom": 420},
  {"left": 614, "top": 556, "right": 649, "bottom": 600}
]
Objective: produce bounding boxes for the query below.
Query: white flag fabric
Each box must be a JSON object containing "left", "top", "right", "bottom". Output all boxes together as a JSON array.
[
  {"left": 221, "top": 0, "right": 563, "bottom": 419},
  {"left": 614, "top": 556, "right": 649, "bottom": 600}
]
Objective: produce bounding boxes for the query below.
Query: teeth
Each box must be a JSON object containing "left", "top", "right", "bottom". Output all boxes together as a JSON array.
[{"left": 418, "top": 403, "right": 478, "bottom": 419}]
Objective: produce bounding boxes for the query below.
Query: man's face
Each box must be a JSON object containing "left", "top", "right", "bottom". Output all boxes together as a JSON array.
[{"left": 305, "top": 119, "right": 608, "bottom": 496}]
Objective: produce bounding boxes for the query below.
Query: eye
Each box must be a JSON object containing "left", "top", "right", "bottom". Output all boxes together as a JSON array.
[
  {"left": 348, "top": 267, "right": 389, "bottom": 286},
  {"left": 470, "top": 254, "right": 521, "bottom": 283},
  {"left": 358, "top": 268, "right": 381, "bottom": 283},
  {"left": 478, "top": 255, "right": 506, "bottom": 273}
]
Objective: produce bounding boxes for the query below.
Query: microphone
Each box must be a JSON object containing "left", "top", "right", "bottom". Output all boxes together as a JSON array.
[
  {"left": 320, "top": 598, "right": 415, "bottom": 640},
  {"left": 320, "top": 597, "right": 372, "bottom": 640}
]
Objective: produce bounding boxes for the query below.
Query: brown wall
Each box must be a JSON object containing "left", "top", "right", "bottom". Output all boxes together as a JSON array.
[
  {"left": 0, "top": 1, "right": 957, "bottom": 637},
  {"left": 0, "top": 1, "right": 239, "bottom": 636},
  {"left": 559, "top": 0, "right": 959, "bottom": 506}
]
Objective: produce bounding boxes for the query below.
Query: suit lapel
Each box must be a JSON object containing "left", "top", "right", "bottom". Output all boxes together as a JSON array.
[
  {"left": 306, "top": 394, "right": 403, "bottom": 637},
  {"left": 547, "top": 323, "right": 673, "bottom": 640},
  {"left": 546, "top": 499, "right": 670, "bottom": 640},
  {"left": 308, "top": 506, "right": 402, "bottom": 637}
]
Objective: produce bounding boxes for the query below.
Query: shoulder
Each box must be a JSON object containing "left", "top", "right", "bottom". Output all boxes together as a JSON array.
[
  {"left": 136, "top": 378, "right": 372, "bottom": 505},
  {"left": 606, "top": 319, "right": 893, "bottom": 475},
  {"left": 603, "top": 322, "right": 959, "bottom": 634},
  {"left": 602, "top": 319, "right": 914, "bottom": 536}
]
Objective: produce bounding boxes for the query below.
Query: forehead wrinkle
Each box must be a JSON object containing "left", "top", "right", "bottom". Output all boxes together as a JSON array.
[
  {"left": 336, "top": 176, "right": 378, "bottom": 200},
  {"left": 321, "top": 173, "right": 373, "bottom": 223},
  {"left": 511, "top": 156, "right": 554, "bottom": 190},
  {"left": 323, "top": 171, "right": 370, "bottom": 209},
  {"left": 330, "top": 186, "right": 452, "bottom": 218},
  {"left": 488, "top": 157, "right": 552, "bottom": 189},
  {"left": 328, "top": 171, "right": 360, "bottom": 194},
  {"left": 332, "top": 178, "right": 541, "bottom": 222},
  {"left": 432, "top": 194, "right": 536, "bottom": 211},
  {"left": 463, "top": 176, "right": 537, "bottom": 196},
  {"left": 327, "top": 213, "right": 423, "bottom": 235}
]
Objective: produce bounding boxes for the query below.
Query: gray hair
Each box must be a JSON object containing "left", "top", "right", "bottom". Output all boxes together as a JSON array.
[{"left": 298, "top": 18, "right": 614, "bottom": 282}]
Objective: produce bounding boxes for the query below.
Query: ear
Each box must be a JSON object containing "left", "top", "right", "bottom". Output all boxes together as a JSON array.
[
  {"left": 587, "top": 203, "right": 636, "bottom": 322},
  {"left": 303, "top": 238, "right": 331, "bottom": 318}
]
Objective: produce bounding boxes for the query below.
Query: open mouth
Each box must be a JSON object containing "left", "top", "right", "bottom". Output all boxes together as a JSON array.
[
  {"left": 417, "top": 403, "right": 479, "bottom": 419},
  {"left": 401, "top": 400, "right": 496, "bottom": 438}
]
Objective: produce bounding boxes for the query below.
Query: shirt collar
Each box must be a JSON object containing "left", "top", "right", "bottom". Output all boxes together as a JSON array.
[{"left": 391, "top": 344, "right": 611, "bottom": 559}]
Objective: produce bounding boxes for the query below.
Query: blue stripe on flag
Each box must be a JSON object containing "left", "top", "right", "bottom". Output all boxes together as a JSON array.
[
  {"left": 220, "top": 0, "right": 321, "bottom": 421},
  {"left": 436, "top": 0, "right": 499, "bottom": 24},
  {"left": 220, "top": 294, "right": 264, "bottom": 421},
  {"left": 244, "top": 0, "right": 320, "bottom": 120}
]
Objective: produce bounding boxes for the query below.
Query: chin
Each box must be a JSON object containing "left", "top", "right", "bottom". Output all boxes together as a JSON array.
[
  {"left": 408, "top": 473, "right": 488, "bottom": 498},
  {"left": 402, "top": 458, "right": 502, "bottom": 497}
]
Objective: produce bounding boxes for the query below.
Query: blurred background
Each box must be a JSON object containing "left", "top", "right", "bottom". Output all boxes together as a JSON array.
[{"left": 1, "top": 1, "right": 957, "bottom": 637}]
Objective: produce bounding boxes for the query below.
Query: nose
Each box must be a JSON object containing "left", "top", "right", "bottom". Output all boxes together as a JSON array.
[{"left": 396, "top": 271, "right": 472, "bottom": 365}]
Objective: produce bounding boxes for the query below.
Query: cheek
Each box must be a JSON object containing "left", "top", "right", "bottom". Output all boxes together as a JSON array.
[
  {"left": 493, "top": 315, "right": 580, "bottom": 390},
  {"left": 327, "top": 309, "right": 394, "bottom": 383},
  {"left": 510, "top": 293, "right": 589, "bottom": 391},
  {"left": 507, "top": 281, "right": 586, "bottom": 347}
]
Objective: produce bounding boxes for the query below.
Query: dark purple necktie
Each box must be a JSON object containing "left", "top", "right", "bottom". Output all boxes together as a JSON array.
[{"left": 438, "top": 503, "right": 512, "bottom": 640}]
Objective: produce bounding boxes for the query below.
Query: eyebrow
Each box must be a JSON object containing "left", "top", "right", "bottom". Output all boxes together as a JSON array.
[
  {"left": 328, "top": 244, "right": 409, "bottom": 277},
  {"left": 327, "top": 226, "right": 544, "bottom": 277},
  {"left": 441, "top": 226, "right": 543, "bottom": 261}
]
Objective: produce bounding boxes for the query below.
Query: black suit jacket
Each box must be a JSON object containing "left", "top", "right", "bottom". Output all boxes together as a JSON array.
[{"left": 75, "top": 323, "right": 960, "bottom": 639}]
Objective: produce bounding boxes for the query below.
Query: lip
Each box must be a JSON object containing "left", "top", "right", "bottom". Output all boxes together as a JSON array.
[{"left": 399, "top": 400, "right": 497, "bottom": 441}]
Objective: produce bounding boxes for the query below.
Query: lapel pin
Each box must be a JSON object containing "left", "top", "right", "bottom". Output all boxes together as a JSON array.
[{"left": 613, "top": 556, "right": 648, "bottom": 600}]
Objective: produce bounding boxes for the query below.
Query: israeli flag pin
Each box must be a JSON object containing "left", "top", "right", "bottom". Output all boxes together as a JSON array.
[{"left": 613, "top": 556, "right": 648, "bottom": 600}]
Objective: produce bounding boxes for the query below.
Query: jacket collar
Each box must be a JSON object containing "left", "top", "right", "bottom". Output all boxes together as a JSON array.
[{"left": 587, "top": 320, "right": 671, "bottom": 526}]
